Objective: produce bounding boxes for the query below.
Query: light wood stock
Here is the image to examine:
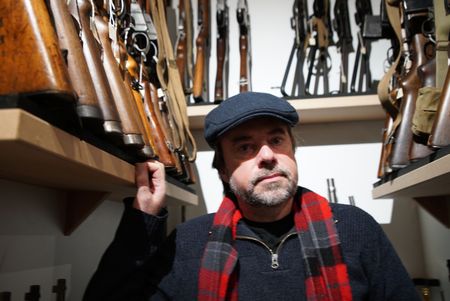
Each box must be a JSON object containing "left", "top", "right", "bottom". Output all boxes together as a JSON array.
[
  {"left": 0, "top": 0, "right": 74, "bottom": 102},
  {"left": 192, "top": 31, "right": 206, "bottom": 102}
]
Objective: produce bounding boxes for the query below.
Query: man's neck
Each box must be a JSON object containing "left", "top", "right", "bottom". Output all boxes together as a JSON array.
[{"left": 237, "top": 198, "right": 294, "bottom": 222}]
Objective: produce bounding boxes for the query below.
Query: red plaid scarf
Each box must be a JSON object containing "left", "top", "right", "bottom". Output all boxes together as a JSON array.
[{"left": 198, "top": 188, "right": 353, "bottom": 301}]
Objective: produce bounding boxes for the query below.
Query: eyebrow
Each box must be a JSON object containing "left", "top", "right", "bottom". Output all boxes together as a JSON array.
[{"left": 229, "top": 127, "right": 287, "bottom": 145}]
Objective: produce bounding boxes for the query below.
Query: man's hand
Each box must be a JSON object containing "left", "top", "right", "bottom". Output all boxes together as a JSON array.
[{"left": 133, "top": 161, "right": 167, "bottom": 215}]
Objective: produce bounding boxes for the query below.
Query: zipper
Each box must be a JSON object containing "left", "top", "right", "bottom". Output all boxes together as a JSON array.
[{"left": 236, "top": 232, "right": 296, "bottom": 269}]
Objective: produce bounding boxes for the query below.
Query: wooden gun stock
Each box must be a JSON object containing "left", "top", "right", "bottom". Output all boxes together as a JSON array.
[
  {"left": 389, "top": 32, "right": 430, "bottom": 168},
  {"left": 239, "top": 34, "right": 250, "bottom": 92},
  {"left": 429, "top": 65, "right": 450, "bottom": 148},
  {"left": 72, "top": 0, "right": 123, "bottom": 138},
  {"left": 215, "top": 36, "right": 227, "bottom": 102},
  {"left": 0, "top": 0, "right": 74, "bottom": 104},
  {"left": 95, "top": 15, "right": 145, "bottom": 149},
  {"left": 192, "top": 0, "right": 210, "bottom": 103},
  {"left": 49, "top": 0, "right": 102, "bottom": 126}
]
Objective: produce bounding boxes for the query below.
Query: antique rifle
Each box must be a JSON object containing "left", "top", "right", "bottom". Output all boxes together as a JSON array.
[
  {"left": 175, "top": 0, "right": 194, "bottom": 95},
  {"left": 49, "top": 0, "right": 104, "bottom": 129},
  {"left": 237, "top": 0, "right": 252, "bottom": 92},
  {"left": 333, "top": 0, "right": 354, "bottom": 94},
  {"left": 70, "top": 0, "right": 126, "bottom": 141},
  {"left": 281, "top": 0, "right": 309, "bottom": 97},
  {"left": 192, "top": 0, "right": 210, "bottom": 102},
  {"left": 326, "top": 178, "right": 338, "bottom": 203},
  {"left": 0, "top": 0, "right": 75, "bottom": 106},
  {"left": 214, "top": 0, "right": 229, "bottom": 103}
]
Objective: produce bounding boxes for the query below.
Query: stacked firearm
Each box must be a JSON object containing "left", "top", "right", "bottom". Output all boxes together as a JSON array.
[
  {"left": 176, "top": 0, "right": 251, "bottom": 104},
  {"left": 0, "top": 0, "right": 197, "bottom": 184},
  {"left": 377, "top": 0, "right": 450, "bottom": 179},
  {"left": 281, "top": 0, "right": 384, "bottom": 97}
]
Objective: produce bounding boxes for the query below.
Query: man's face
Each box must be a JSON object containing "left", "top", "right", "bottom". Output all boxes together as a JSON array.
[{"left": 218, "top": 117, "right": 298, "bottom": 207}]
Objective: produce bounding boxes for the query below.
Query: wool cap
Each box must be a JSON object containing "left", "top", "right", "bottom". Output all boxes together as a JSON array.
[{"left": 204, "top": 92, "right": 299, "bottom": 148}]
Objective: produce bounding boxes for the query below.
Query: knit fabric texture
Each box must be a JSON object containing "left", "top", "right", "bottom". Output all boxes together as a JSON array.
[{"left": 198, "top": 189, "right": 353, "bottom": 301}]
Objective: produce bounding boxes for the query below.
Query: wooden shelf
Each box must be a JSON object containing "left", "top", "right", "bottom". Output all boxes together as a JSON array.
[
  {"left": 0, "top": 109, "right": 198, "bottom": 235},
  {"left": 372, "top": 149, "right": 450, "bottom": 227},
  {"left": 188, "top": 94, "right": 385, "bottom": 130}
]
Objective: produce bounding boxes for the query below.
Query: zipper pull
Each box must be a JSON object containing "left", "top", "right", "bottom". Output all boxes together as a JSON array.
[{"left": 271, "top": 253, "right": 279, "bottom": 269}]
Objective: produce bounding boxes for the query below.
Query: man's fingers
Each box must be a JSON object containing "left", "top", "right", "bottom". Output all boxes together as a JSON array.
[{"left": 135, "top": 162, "right": 150, "bottom": 188}]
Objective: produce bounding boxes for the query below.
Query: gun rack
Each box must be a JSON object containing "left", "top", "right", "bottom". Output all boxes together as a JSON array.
[
  {"left": 0, "top": 108, "right": 198, "bottom": 235},
  {"left": 373, "top": 146, "right": 450, "bottom": 228}
]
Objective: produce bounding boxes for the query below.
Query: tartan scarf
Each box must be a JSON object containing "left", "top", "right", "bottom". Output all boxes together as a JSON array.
[{"left": 198, "top": 187, "right": 353, "bottom": 301}]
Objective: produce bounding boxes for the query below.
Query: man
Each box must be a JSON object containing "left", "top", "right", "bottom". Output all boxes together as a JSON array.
[{"left": 84, "top": 92, "right": 420, "bottom": 300}]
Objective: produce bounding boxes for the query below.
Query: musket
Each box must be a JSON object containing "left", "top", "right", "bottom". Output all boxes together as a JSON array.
[
  {"left": 192, "top": 0, "right": 210, "bottom": 103},
  {"left": 0, "top": 0, "right": 75, "bottom": 106},
  {"left": 214, "top": 0, "right": 229, "bottom": 103},
  {"left": 52, "top": 279, "right": 67, "bottom": 301},
  {"left": 48, "top": 0, "right": 103, "bottom": 129},
  {"left": 333, "top": 0, "right": 354, "bottom": 94},
  {"left": 280, "top": 0, "right": 309, "bottom": 97},
  {"left": 237, "top": 0, "right": 252, "bottom": 92},
  {"left": 305, "top": 0, "right": 332, "bottom": 95}
]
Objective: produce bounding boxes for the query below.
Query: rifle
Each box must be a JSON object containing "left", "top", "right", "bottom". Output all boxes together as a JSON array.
[
  {"left": 389, "top": 12, "right": 432, "bottom": 169},
  {"left": 175, "top": 0, "right": 194, "bottom": 95},
  {"left": 0, "top": 0, "right": 74, "bottom": 106},
  {"left": 52, "top": 279, "right": 67, "bottom": 301},
  {"left": 237, "top": 0, "right": 252, "bottom": 92},
  {"left": 49, "top": 0, "right": 103, "bottom": 128},
  {"left": 280, "top": 0, "right": 309, "bottom": 98},
  {"left": 333, "top": 0, "right": 354, "bottom": 94},
  {"left": 192, "top": 0, "right": 210, "bottom": 103},
  {"left": 305, "top": 0, "right": 332, "bottom": 95},
  {"left": 94, "top": 2, "right": 146, "bottom": 152},
  {"left": 350, "top": 0, "right": 374, "bottom": 93},
  {"left": 214, "top": 0, "right": 229, "bottom": 104}
]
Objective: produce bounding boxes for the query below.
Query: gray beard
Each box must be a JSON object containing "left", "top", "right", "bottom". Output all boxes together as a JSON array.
[{"left": 229, "top": 167, "right": 297, "bottom": 208}]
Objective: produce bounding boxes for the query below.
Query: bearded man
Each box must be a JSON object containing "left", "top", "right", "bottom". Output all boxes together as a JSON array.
[{"left": 84, "top": 92, "right": 420, "bottom": 301}]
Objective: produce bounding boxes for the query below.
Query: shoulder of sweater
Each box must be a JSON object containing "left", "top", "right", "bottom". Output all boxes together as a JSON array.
[{"left": 176, "top": 213, "right": 215, "bottom": 232}]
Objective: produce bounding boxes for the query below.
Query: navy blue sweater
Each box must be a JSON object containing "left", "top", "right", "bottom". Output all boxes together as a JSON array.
[{"left": 84, "top": 189, "right": 420, "bottom": 300}]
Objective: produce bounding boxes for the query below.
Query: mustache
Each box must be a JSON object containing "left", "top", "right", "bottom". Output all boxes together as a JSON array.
[{"left": 251, "top": 167, "right": 291, "bottom": 185}]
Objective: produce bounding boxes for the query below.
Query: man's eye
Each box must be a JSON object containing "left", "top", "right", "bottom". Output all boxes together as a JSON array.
[
  {"left": 270, "top": 137, "right": 283, "bottom": 146},
  {"left": 237, "top": 144, "right": 253, "bottom": 154}
]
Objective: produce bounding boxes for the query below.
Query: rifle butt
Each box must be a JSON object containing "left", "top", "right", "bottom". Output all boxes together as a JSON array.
[
  {"left": 429, "top": 66, "right": 450, "bottom": 148},
  {"left": 49, "top": 0, "right": 103, "bottom": 129},
  {"left": 239, "top": 35, "right": 250, "bottom": 92},
  {"left": 192, "top": 42, "right": 206, "bottom": 102},
  {"left": 214, "top": 37, "right": 227, "bottom": 103},
  {"left": 0, "top": 0, "right": 75, "bottom": 109}
]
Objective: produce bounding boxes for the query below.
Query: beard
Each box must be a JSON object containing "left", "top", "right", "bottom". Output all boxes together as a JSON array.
[{"left": 229, "top": 166, "right": 297, "bottom": 208}]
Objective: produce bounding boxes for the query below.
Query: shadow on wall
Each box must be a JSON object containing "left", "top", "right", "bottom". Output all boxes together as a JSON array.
[{"left": 381, "top": 197, "right": 425, "bottom": 278}]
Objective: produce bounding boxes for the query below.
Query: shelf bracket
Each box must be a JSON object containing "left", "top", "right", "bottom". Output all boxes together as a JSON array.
[
  {"left": 64, "top": 190, "right": 111, "bottom": 235},
  {"left": 414, "top": 195, "right": 450, "bottom": 228}
]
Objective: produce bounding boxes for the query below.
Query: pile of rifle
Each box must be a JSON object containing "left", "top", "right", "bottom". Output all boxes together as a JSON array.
[
  {"left": 377, "top": 0, "right": 450, "bottom": 179},
  {"left": 176, "top": 0, "right": 251, "bottom": 104},
  {"left": 282, "top": 0, "right": 379, "bottom": 97},
  {"left": 0, "top": 0, "right": 197, "bottom": 184}
]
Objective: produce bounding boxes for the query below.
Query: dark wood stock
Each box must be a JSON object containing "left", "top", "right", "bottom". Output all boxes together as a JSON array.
[
  {"left": 175, "top": 0, "right": 188, "bottom": 93},
  {"left": 95, "top": 15, "right": 144, "bottom": 148},
  {"left": 0, "top": 0, "right": 74, "bottom": 102},
  {"left": 49, "top": 0, "right": 102, "bottom": 123},
  {"left": 73, "top": 0, "right": 123, "bottom": 136},
  {"left": 389, "top": 33, "right": 430, "bottom": 168},
  {"left": 378, "top": 113, "right": 394, "bottom": 178},
  {"left": 214, "top": 37, "right": 226, "bottom": 102},
  {"left": 239, "top": 34, "right": 250, "bottom": 92},
  {"left": 429, "top": 65, "right": 450, "bottom": 148}
]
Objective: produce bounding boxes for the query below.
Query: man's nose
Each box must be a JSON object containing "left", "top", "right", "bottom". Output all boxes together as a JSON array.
[{"left": 257, "top": 144, "right": 276, "bottom": 164}]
